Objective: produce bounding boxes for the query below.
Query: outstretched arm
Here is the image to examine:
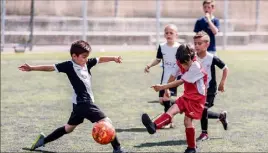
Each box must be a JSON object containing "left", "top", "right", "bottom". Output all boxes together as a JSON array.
[
  {"left": 18, "top": 63, "right": 55, "bottom": 72},
  {"left": 151, "top": 79, "right": 184, "bottom": 92},
  {"left": 98, "top": 56, "right": 122, "bottom": 63}
]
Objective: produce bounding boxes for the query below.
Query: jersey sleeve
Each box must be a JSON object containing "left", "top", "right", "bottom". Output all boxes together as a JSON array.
[
  {"left": 181, "top": 62, "right": 204, "bottom": 83},
  {"left": 54, "top": 61, "right": 71, "bottom": 73},
  {"left": 87, "top": 58, "right": 98, "bottom": 70},
  {"left": 171, "top": 66, "right": 181, "bottom": 78},
  {"left": 194, "top": 20, "right": 201, "bottom": 33},
  {"left": 212, "top": 56, "right": 226, "bottom": 69},
  {"left": 156, "top": 45, "right": 163, "bottom": 59}
]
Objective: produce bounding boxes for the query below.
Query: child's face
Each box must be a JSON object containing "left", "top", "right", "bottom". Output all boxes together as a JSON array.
[
  {"left": 194, "top": 37, "right": 209, "bottom": 54},
  {"left": 72, "top": 52, "right": 90, "bottom": 66},
  {"left": 181, "top": 60, "right": 192, "bottom": 71},
  {"left": 203, "top": 3, "right": 214, "bottom": 14},
  {"left": 164, "top": 27, "right": 178, "bottom": 44}
]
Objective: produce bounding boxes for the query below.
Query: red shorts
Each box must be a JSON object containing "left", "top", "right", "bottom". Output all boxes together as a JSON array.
[{"left": 175, "top": 96, "right": 205, "bottom": 120}]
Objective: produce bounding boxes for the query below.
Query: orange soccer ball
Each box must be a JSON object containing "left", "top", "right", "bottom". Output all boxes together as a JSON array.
[{"left": 92, "top": 121, "right": 116, "bottom": 145}]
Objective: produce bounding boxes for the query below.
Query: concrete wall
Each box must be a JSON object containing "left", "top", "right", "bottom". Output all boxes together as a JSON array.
[{"left": 6, "top": 0, "right": 268, "bottom": 24}]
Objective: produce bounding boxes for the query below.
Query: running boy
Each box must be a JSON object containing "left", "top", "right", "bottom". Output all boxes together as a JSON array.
[
  {"left": 144, "top": 24, "right": 181, "bottom": 119},
  {"left": 194, "top": 0, "right": 220, "bottom": 55},
  {"left": 193, "top": 31, "right": 229, "bottom": 141},
  {"left": 18, "top": 40, "right": 125, "bottom": 153},
  {"left": 142, "top": 44, "right": 207, "bottom": 153}
]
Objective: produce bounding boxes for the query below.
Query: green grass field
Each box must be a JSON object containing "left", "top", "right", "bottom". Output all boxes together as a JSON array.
[{"left": 1, "top": 50, "right": 268, "bottom": 152}]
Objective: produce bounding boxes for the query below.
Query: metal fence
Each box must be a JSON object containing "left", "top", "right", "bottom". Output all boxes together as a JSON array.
[{"left": 1, "top": 0, "right": 267, "bottom": 52}]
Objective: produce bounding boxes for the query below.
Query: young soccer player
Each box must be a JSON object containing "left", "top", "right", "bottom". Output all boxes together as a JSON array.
[
  {"left": 142, "top": 44, "right": 207, "bottom": 153},
  {"left": 193, "top": 31, "right": 229, "bottom": 141},
  {"left": 144, "top": 24, "right": 181, "bottom": 125},
  {"left": 194, "top": 0, "right": 220, "bottom": 55},
  {"left": 18, "top": 40, "right": 125, "bottom": 153}
]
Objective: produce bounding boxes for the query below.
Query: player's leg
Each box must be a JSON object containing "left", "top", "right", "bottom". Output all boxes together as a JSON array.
[
  {"left": 84, "top": 103, "right": 125, "bottom": 153},
  {"left": 184, "top": 116, "right": 197, "bottom": 153},
  {"left": 206, "top": 95, "right": 228, "bottom": 130},
  {"left": 30, "top": 105, "right": 82, "bottom": 150},
  {"left": 142, "top": 97, "right": 182, "bottom": 134}
]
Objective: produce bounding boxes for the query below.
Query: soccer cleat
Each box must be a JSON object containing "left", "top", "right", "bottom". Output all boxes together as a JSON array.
[
  {"left": 113, "top": 147, "right": 126, "bottom": 153},
  {"left": 141, "top": 113, "right": 156, "bottom": 134},
  {"left": 30, "top": 133, "right": 45, "bottom": 151},
  {"left": 184, "top": 147, "right": 197, "bottom": 153},
  {"left": 196, "top": 133, "right": 209, "bottom": 141},
  {"left": 219, "top": 111, "right": 228, "bottom": 130}
]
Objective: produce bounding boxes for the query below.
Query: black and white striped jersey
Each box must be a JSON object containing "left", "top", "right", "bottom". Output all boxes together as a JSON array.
[
  {"left": 197, "top": 52, "right": 227, "bottom": 95},
  {"left": 156, "top": 42, "right": 181, "bottom": 84},
  {"left": 54, "top": 58, "right": 98, "bottom": 104}
]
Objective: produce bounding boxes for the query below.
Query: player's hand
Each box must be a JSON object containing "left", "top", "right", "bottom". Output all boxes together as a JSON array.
[
  {"left": 218, "top": 81, "right": 225, "bottom": 92},
  {"left": 151, "top": 84, "right": 164, "bottom": 92},
  {"left": 18, "top": 63, "right": 32, "bottom": 71},
  {"left": 114, "top": 56, "right": 122, "bottom": 63},
  {"left": 205, "top": 13, "right": 211, "bottom": 21},
  {"left": 144, "top": 65, "right": 150, "bottom": 73}
]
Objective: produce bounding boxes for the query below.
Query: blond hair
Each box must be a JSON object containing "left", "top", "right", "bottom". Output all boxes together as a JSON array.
[
  {"left": 193, "top": 31, "right": 210, "bottom": 42},
  {"left": 203, "top": 0, "right": 215, "bottom": 7},
  {"left": 164, "top": 24, "right": 178, "bottom": 32}
]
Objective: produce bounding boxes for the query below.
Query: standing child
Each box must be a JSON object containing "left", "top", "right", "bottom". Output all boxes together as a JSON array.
[
  {"left": 18, "top": 40, "right": 125, "bottom": 153},
  {"left": 193, "top": 31, "right": 229, "bottom": 141},
  {"left": 144, "top": 24, "right": 181, "bottom": 127},
  {"left": 142, "top": 44, "right": 207, "bottom": 153},
  {"left": 194, "top": 0, "right": 220, "bottom": 55}
]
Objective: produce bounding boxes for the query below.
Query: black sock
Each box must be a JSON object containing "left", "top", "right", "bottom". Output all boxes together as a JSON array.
[
  {"left": 163, "top": 101, "right": 172, "bottom": 112},
  {"left": 44, "top": 126, "right": 67, "bottom": 144},
  {"left": 208, "top": 111, "right": 220, "bottom": 119},
  {"left": 201, "top": 108, "right": 208, "bottom": 133},
  {"left": 111, "top": 135, "right": 121, "bottom": 150}
]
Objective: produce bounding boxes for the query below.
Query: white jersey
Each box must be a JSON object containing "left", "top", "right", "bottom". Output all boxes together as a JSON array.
[{"left": 156, "top": 42, "right": 181, "bottom": 84}]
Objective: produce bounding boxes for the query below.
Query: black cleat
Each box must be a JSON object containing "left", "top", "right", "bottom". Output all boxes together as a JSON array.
[
  {"left": 219, "top": 111, "right": 228, "bottom": 130},
  {"left": 184, "top": 147, "right": 197, "bottom": 153},
  {"left": 141, "top": 113, "right": 156, "bottom": 134}
]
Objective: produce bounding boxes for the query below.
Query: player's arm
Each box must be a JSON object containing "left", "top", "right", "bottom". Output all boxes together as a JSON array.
[
  {"left": 205, "top": 13, "right": 219, "bottom": 35},
  {"left": 213, "top": 56, "right": 228, "bottom": 92},
  {"left": 98, "top": 56, "right": 122, "bottom": 63},
  {"left": 145, "top": 45, "right": 162, "bottom": 73},
  {"left": 151, "top": 79, "right": 184, "bottom": 92},
  {"left": 18, "top": 63, "right": 55, "bottom": 72},
  {"left": 145, "top": 58, "right": 161, "bottom": 72}
]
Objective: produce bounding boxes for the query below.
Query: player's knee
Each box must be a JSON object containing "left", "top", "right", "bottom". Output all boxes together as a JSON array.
[
  {"left": 184, "top": 117, "right": 193, "bottom": 128},
  {"left": 65, "top": 124, "right": 76, "bottom": 133},
  {"left": 100, "top": 117, "right": 112, "bottom": 124},
  {"left": 159, "top": 98, "right": 164, "bottom": 105}
]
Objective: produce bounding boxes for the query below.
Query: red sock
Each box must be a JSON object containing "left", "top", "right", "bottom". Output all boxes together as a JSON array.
[
  {"left": 154, "top": 113, "right": 172, "bottom": 129},
  {"left": 185, "top": 127, "right": 196, "bottom": 148}
]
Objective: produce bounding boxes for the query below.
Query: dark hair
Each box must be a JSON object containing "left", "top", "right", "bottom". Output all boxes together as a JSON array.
[
  {"left": 203, "top": 0, "right": 215, "bottom": 7},
  {"left": 193, "top": 31, "right": 210, "bottom": 42},
  {"left": 176, "top": 44, "right": 195, "bottom": 64},
  {"left": 70, "top": 40, "right": 91, "bottom": 56}
]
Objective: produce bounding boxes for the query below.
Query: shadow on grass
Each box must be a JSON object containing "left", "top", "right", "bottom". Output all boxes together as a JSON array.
[
  {"left": 116, "top": 127, "right": 147, "bottom": 133},
  {"left": 134, "top": 139, "right": 187, "bottom": 148},
  {"left": 147, "top": 100, "right": 159, "bottom": 103},
  {"left": 22, "top": 147, "right": 57, "bottom": 153}
]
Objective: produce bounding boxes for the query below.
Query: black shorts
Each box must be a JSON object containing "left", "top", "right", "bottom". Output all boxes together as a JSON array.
[
  {"left": 159, "top": 75, "right": 181, "bottom": 97},
  {"left": 67, "top": 103, "right": 106, "bottom": 125},
  {"left": 205, "top": 94, "right": 216, "bottom": 108}
]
